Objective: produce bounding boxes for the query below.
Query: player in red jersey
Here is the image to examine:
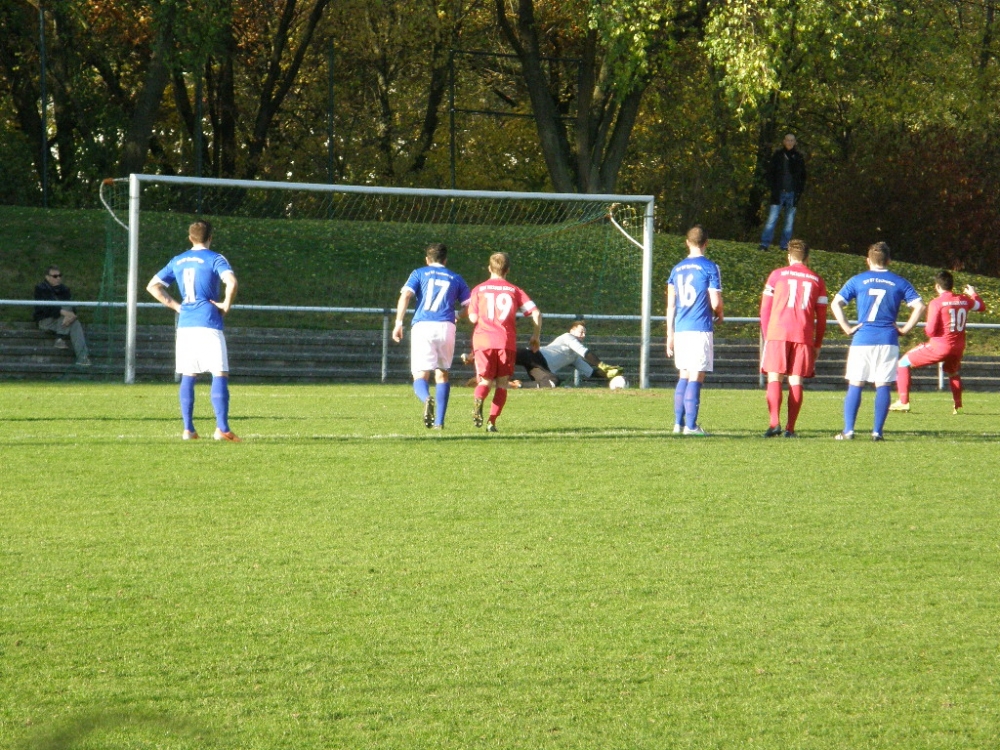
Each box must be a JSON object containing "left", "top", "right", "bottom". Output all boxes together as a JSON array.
[
  {"left": 890, "top": 270, "right": 985, "bottom": 414},
  {"left": 467, "top": 252, "right": 542, "bottom": 432},
  {"left": 758, "top": 239, "right": 828, "bottom": 437}
]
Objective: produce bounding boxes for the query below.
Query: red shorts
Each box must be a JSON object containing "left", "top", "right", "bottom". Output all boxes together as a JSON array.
[
  {"left": 475, "top": 348, "right": 516, "bottom": 380},
  {"left": 761, "top": 340, "right": 816, "bottom": 378},
  {"left": 904, "top": 341, "right": 963, "bottom": 373}
]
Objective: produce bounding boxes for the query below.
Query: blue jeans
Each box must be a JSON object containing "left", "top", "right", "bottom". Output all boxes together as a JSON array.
[{"left": 760, "top": 191, "right": 797, "bottom": 249}]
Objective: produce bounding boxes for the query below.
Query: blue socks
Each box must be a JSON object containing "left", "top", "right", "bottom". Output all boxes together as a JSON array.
[
  {"left": 873, "top": 385, "right": 891, "bottom": 436},
  {"left": 179, "top": 375, "right": 197, "bottom": 432},
  {"left": 684, "top": 380, "right": 702, "bottom": 430},
  {"left": 413, "top": 378, "right": 431, "bottom": 403},
  {"left": 211, "top": 376, "right": 231, "bottom": 433},
  {"left": 843, "top": 384, "right": 863, "bottom": 434},
  {"left": 435, "top": 382, "right": 450, "bottom": 427},
  {"left": 674, "top": 378, "right": 688, "bottom": 427}
]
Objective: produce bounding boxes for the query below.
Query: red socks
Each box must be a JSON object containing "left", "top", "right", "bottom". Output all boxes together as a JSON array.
[
  {"left": 489, "top": 388, "right": 508, "bottom": 422},
  {"left": 896, "top": 366, "right": 911, "bottom": 404},
  {"left": 786, "top": 385, "right": 803, "bottom": 432},
  {"left": 766, "top": 381, "right": 782, "bottom": 427}
]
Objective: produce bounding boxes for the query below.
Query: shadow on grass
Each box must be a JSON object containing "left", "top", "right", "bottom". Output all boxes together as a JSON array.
[{"left": 19, "top": 711, "right": 221, "bottom": 749}]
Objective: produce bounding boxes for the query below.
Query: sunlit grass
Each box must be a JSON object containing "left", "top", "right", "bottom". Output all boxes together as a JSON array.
[{"left": 3, "top": 383, "right": 1000, "bottom": 749}]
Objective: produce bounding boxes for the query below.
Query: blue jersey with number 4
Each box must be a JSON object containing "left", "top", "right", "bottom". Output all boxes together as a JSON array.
[
  {"left": 668, "top": 256, "right": 722, "bottom": 333},
  {"left": 403, "top": 264, "right": 471, "bottom": 325},
  {"left": 836, "top": 270, "right": 921, "bottom": 346},
  {"left": 154, "top": 249, "right": 233, "bottom": 330}
]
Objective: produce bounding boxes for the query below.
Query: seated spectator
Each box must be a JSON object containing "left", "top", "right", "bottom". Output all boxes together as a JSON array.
[{"left": 33, "top": 266, "right": 90, "bottom": 366}]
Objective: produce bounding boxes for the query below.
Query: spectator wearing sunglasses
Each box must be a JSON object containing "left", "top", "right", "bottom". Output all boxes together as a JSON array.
[{"left": 33, "top": 266, "right": 90, "bottom": 366}]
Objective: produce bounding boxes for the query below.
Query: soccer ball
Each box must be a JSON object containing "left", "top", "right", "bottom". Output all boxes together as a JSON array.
[{"left": 608, "top": 375, "right": 628, "bottom": 390}]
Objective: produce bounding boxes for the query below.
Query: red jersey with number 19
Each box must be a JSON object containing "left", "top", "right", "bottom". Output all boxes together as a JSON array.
[
  {"left": 760, "top": 263, "right": 829, "bottom": 345},
  {"left": 469, "top": 280, "right": 536, "bottom": 351},
  {"left": 923, "top": 291, "right": 985, "bottom": 352}
]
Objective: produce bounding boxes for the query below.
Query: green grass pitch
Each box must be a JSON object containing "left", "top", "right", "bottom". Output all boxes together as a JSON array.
[{"left": 3, "top": 382, "right": 1000, "bottom": 749}]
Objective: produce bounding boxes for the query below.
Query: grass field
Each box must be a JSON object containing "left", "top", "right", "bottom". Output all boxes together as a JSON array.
[{"left": 3, "top": 382, "right": 1000, "bottom": 749}]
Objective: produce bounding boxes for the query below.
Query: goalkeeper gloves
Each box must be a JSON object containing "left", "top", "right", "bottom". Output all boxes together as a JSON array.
[{"left": 596, "top": 362, "right": 623, "bottom": 379}]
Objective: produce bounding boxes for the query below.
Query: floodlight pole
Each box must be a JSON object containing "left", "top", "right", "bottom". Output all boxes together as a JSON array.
[
  {"left": 125, "top": 173, "right": 141, "bottom": 384},
  {"left": 38, "top": 3, "right": 49, "bottom": 207}
]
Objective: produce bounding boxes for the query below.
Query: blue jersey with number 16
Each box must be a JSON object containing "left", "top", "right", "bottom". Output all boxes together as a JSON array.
[
  {"left": 668, "top": 256, "right": 722, "bottom": 333},
  {"left": 154, "top": 249, "right": 233, "bottom": 330},
  {"left": 403, "top": 264, "right": 471, "bottom": 325}
]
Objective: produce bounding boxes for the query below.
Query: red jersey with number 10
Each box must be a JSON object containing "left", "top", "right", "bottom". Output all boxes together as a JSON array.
[
  {"left": 469, "top": 279, "right": 537, "bottom": 351},
  {"left": 760, "top": 263, "right": 829, "bottom": 345},
  {"left": 923, "top": 291, "right": 985, "bottom": 351}
]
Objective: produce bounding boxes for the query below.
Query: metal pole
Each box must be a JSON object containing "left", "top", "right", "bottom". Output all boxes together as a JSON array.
[
  {"left": 327, "top": 41, "right": 335, "bottom": 184},
  {"left": 639, "top": 198, "right": 655, "bottom": 389},
  {"left": 195, "top": 73, "right": 203, "bottom": 211},
  {"left": 125, "top": 174, "right": 141, "bottom": 384},
  {"left": 449, "top": 49, "right": 457, "bottom": 190},
  {"left": 38, "top": 3, "right": 48, "bottom": 207},
  {"left": 381, "top": 313, "right": 391, "bottom": 382}
]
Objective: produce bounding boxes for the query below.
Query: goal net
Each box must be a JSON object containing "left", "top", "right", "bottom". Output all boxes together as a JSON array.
[{"left": 99, "top": 176, "right": 654, "bottom": 386}]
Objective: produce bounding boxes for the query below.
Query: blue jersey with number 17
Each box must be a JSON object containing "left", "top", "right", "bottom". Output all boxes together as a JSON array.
[
  {"left": 403, "top": 264, "right": 471, "bottom": 325},
  {"left": 154, "top": 249, "right": 233, "bottom": 330},
  {"left": 836, "top": 270, "right": 921, "bottom": 346},
  {"left": 668, "top": 256, "right": 722, "bottom": 333}
]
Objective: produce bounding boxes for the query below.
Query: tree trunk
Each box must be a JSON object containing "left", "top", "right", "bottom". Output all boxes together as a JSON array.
[{"left": 117, "top": 6, "right": 176, "bottom": 176}]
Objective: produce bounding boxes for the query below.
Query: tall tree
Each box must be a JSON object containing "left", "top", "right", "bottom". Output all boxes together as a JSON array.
[{"left": 494, "top": 0, "right": 709, "bottom": 193}]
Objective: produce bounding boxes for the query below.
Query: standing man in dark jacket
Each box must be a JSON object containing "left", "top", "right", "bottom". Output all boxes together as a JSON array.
[
  {"left": 33, "top": 266, "right": 91, "bottom": 366},
  {"left": 759, "top": 134, "right": 807, "bottom": 252}
]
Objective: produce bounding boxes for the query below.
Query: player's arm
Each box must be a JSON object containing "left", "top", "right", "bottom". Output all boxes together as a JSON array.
[
  {"left": 897, "top": 297, "right": 925, "bottom": 336},
  {"left": 146, "top": 275, "right": 181, "bottom": 314},
  {"left": 965, "top": 285, "right": 986, "bottom": 312},
  {"left": 814, "top": 304, "right": 828, "bottom": 349},
  {"left": 709, "top": 288, "right": 724, "bottom": 323},
  {"left": 759, "top": 285, "right": 774, "bottom": 336},
  {"left": 831, "top": 294, "right": 860, "bottom": 336},
  {"left": 528, "top": 308, "right": 542, "bottom": 351},
  {"left": 212, "top": 270, "right": 238, "bottom": 315},
  {"left": 392, "top": 288, "right": 414, "bottom": 343},
  {"left": 923, "top": 298, "right": 942, "bottom": 339},
  {"left": 665, "top": 284, "right": 676, "bottom": 357}
]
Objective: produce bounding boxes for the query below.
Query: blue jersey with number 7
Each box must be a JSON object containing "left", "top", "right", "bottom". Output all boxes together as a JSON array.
[
  {"left": 403, "top": 264, "right": 471, "bottom": 325},
  {"left": 836, "top": 270, "right": 921, "bottom": 346},
  {"left": 668, "top": 257, "right": 722, "bottom": 333}
]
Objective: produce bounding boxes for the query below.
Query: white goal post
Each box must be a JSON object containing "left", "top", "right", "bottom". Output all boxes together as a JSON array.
[{"left": 104, "top": 174, "right": 655, "bottom": 386}]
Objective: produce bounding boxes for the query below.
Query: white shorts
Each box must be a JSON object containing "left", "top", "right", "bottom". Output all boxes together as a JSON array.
[
  {"left": 673, "top": 331, "right": 714, "bottom": 373},
  {"left": 845, "top": 344, "right": 899, "bottom": 384},
  {"left": 176, "top": 327, "right": 229, "bottom": 374},
  {"left": 410, "top": 321, "right": 456, "bottom": 375}
]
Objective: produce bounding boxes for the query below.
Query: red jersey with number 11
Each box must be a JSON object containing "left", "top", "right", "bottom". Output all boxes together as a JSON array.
[
  {"left": 469, "top": 279, "right": 536, "bottom": 351},
  {"left": 923, "top": 291, "right": 985, "bottom": 351},
  {"left": 760, "top": 263, "right": 829, "bottom": 346}
]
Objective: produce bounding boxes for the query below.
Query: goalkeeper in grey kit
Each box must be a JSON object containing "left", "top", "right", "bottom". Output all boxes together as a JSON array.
[{"left": 513, "top": 320, "right": 623, "bottom": 388}]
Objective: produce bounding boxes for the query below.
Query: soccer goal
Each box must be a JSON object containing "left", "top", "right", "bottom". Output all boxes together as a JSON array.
[{"left": 100, "top": 175, "right": 655, "bottom": 386}]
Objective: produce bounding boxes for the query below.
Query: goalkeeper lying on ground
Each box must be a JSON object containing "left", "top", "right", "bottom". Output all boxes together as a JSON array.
[{"left": 464, "top": 320, "right": 622, "bottom": 388}]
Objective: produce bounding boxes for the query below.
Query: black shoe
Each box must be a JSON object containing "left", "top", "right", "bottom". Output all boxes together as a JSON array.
[
  {"left": 782, "top": 430, "right": 798, "bottom": 438},
  {"left": 423, "top": 396, "right": 435, "bottom": 428},
  {"left": 485, "top": 422, "right": 497, "bottom": 433},
  {"left": 763, "top": 425, "right": 782, "bottom": 438},
  {"left": 871, "top": 433, "right": 885, "bottom": 442},
  {"left": 759, "top": 245, "right": 769, "bottom": 252},
  {"left": 473, "top": 398, "right": 484, "bottom": 428}
]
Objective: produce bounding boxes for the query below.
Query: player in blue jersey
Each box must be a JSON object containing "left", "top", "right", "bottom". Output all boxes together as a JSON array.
[
  {"left": 392, "top": 243, "right": 471, "bottom": 429},
  {"left": 666, "top": 225, "right": 724, "bottom": 436},
  {"left": 146, "top": 220, "right": 241, "bottom": 442},
  {"left": 830, "top": 242, "right": 925, "bottom": 441}
]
